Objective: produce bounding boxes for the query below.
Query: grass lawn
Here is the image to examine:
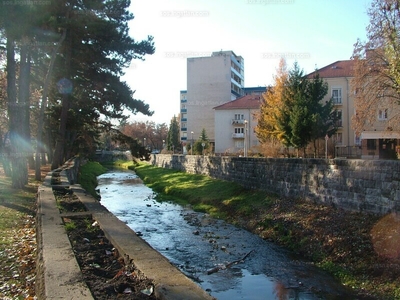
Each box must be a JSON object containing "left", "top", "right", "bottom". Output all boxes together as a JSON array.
[{"left": 0, "top": 165, "right": 50, "bottom": 299}]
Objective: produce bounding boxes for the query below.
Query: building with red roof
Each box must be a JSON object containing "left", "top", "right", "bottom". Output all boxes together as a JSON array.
[
  {"left": 306, "top": 60, "right": 361, "bottom": 158},
  {"left": 307, "top": 59, "right": 400, "bottom": 159},
  {"left": 213, "top": 93, "right": 263, "bottom": 154}
]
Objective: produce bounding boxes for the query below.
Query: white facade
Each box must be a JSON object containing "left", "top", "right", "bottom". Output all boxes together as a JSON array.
[
  {"left": 181, "top": 51, "right": 244, "bottom": 145},
  {"left": 214, "top": 94, "right": 261, "bottom": 155}
]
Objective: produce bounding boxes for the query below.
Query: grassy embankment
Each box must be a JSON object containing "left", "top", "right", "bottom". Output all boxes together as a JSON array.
[
  {"left": 79, "top": 159, "right": 400, "bottom": 299},
  {"left": 78, "top": 159, "right": 132, "bottom": 198},
  {"left": 0, "top": 167, "right": 49, "bottom": 299}
]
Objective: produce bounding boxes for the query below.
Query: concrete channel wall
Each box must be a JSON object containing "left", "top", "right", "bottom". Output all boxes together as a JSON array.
[
  {"left": 150, "top": 154, "right": 400, "bottom": 215},
  {"left": 36, "top": 158, "right": 214, "bottom": 300}
]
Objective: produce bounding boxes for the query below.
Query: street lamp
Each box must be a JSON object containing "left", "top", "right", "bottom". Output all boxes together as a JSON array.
[
  {"left": 244, "top": 120, "right": 248, "bottom": 157},
  {"left": 325, "top": 134, "right": 329, "bottom": 159},
  {"left": 191, "top": 131, "right": 194, "bottom": 155},
  {"left": 162, "top": 140, "right": 165, "bottom": 150},
  {"left": 143, "top": 137, "right": 146, "bottom": 149}
]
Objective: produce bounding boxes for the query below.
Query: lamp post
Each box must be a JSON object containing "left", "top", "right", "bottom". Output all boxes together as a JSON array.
[
  {"left": 162, "top": 140, "right": 165, "bottom": 150},
  {"left": 325, "top": 134, "right": 329, "bottom": 159},
  {"left": 191, "top": 131, "right": 194, "bottom": 155},
  {"left": 143, "top": 137, "right": 146, "bottom": 149},
  {"left": 244, "top": 120, "right": 248, "bottom": 157}
]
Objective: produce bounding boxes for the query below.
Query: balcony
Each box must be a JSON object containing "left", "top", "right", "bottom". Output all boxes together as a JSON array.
[
  {"left": 181, "top": 108, "right": 187, "bottom": 113},
  {"left": 181, "top": 99, "right": 187, "bottom": 103},
  {"left": 232, "top": 119, "right": 245, "bottom": 124},
  {"left": 335, "top": 120, "right": 343, "bottom": 127},
  {"left": 232, "top": 133, "right": 244, "bottom": 138}
]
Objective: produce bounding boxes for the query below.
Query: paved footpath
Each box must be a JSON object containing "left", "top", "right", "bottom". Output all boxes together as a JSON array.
[{"left": 36, "top": 166, "right": 215, "bottom": 300}]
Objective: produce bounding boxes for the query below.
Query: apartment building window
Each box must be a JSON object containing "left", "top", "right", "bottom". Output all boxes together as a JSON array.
[
  {"left": 181, "top": 122, "right": 187, "bottom": 128},
  {"left": 378, "top": 108, "right": 388, "bottom": 120},
  {"left": 334, "top": 132, "right": 342, "bottom": 144},
  {"left": 334, "top": 110, "right": 342, "bottom": 127},
  {"left": 234, "top": 127, "right": 244, "bottom": 134},
  {"left": 234, "top": 114, "right": 244, "bottom": 120},
  {"left": 332, "top": 88, "right": 342, "bottom": 104}
]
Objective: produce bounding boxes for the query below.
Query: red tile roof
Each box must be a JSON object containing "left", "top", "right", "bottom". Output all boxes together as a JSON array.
[
  {"left": 306, "top": 60, "right": 355, "bottom": 78},
  {"left": 214, "top": 94, "right": 262, "bottom": 110}
]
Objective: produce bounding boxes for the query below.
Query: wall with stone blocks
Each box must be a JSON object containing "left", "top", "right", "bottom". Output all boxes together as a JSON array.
[{"left": 149, "top": 154, "right": 400, "bottom": 215}]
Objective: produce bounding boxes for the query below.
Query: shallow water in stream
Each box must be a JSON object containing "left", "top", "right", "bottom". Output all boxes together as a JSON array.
[{"left": 97, "top": 170, "right": 355, "bottom": 300}]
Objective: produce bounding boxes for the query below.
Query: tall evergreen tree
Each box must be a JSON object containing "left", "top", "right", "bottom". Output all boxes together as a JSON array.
[
  {"left": 50, "top": 0, "right": 155, "bottom": 168},
  {"left": 257, "top": 61, "right": 337, "bottom": 157},
  {"left": 193, "top": 128, "right": 210, "bottom": 154},
  {"left": 305, "top": 73, "right": 338, "bottom": 157},
  {"left": 0, "top": 1, "right": 43, "bottom": 187},
  {"left": 166, "top": 116, "right": 180, "bottom": 153},
  {"left": 1, "top": 0, "right": 155, "bottom": 181},
  {"left": 277, "top": 62, "right": 309, "bottom": 151}
]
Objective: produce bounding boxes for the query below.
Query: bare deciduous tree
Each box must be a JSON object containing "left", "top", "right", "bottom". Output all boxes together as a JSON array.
[{"left": 352, "top": 0, "right": 400, "bottom": 134}]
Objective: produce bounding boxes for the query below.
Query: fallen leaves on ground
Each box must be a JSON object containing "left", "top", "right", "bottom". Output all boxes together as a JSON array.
[{"left": 0, "top": 214, "right": 37, "bottom": 300}]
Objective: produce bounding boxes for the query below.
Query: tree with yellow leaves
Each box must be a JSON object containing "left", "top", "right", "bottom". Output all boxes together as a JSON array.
[
  {"left": 352, "top": 0, "right": 400, "bottom": 135},
  {"left": 255, "top": 58, "right": 288, "bottom": 155}
]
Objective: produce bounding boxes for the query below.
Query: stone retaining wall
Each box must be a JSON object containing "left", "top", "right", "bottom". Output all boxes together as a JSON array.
[
  {"left": 150, "top": 154, "right": 400, "bottom": 215},
  {"left": 62, "top": 157, "right": 82, "bottom": 184}
]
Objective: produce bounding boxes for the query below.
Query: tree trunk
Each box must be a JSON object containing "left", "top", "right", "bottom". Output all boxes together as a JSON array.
[
  {"left": 19, "top": 37, "right": 33, "bottom": 171},
  {"left": 35, "top": 30, "right": 66, "bottom": 180},
  {"left": 51, "top": 32, "right": 71, "bottom": 170},
  {"left": 7, "top": 35, "right": 28, "bottom": 188},
  {"left": 0, "top": 131, "right": 12, "bottom": 176}
]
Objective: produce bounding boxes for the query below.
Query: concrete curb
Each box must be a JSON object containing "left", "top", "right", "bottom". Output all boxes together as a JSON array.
[
  {"left": 36, "top": 163, "right": 215, "bottom": 300},
  {"left": 36, "top": 174, "right": 93, "bottom": 300}
]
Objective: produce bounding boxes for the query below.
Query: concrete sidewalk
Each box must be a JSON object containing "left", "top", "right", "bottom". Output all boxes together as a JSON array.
[{"left": 36, "top": 165, "right": 215, "bottom": 300}]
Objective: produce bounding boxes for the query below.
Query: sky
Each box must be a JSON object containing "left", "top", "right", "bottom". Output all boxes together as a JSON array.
[{"left": 122, "top": 0, "right": 372, "bottom": 125}]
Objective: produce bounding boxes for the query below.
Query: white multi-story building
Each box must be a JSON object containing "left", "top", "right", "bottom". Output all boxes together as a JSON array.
[
  {"left": 181, "top": 51, "right": 244, "bottom": 147},
  {"left": 214, "top": 94, "right": 261, "bottom": 155}
]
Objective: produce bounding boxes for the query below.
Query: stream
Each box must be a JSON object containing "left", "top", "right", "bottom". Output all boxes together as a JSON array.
[{"left": 97, "top": 170, "right": 355, "bottom": 300}]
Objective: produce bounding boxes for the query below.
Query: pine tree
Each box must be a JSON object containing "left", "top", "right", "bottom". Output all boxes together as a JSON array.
[
  {"left": 50, "top": 0, "right": 155, "bottom": 168},
  {"left": 305, "top": 73, "right": 338, "bottom": 157},
  {"left": 257, "top": 60, "right": 336, "bottom": 157},
  {"left": 193, "top": 128, "right": 210, "bottom": 154},
  {"left": 167, "top": 116, "right": 180, "bottom": 153}
]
